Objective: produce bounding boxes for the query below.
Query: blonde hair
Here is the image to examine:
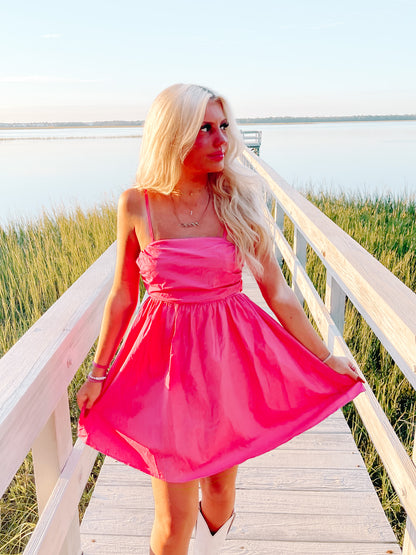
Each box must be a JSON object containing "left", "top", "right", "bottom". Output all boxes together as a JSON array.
[{"left": 135, "top": 83, "right": 275, "bottom": 276}]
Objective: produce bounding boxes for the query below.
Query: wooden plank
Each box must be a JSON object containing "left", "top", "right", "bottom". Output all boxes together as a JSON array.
[
  {"left": 223, "top": 541, "right": 402, "bottom": 555},
  {"left": 81, "top": 483, "right": 384, "bottom": 516},
  {"left": 237, "top": 466, "right": 372, "bottom": 492},
  {"left": 277, "top": 431, "right": 359, "bottom": 450},
  {"left": 81, "top": 505, "right": 395, "bottom": 543},
  {"left": 104, "top": 448, "right": 364, "bottom": 470},
  {"left": 228, "top": 511, "right": 397, "bottom": 543},
  {"left": 96, "top": 462, "right": 373, "bottom": 492},
  {"left": 81, "top": 534, "right": 401, "bottom": 555},
  {"left": 100, "top": 431, "right": 356, "bottom": 456}
]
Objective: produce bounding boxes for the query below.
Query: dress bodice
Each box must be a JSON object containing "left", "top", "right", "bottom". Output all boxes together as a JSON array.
[{"left": 137, "top": 237, "right": 243, "bottom": 303}]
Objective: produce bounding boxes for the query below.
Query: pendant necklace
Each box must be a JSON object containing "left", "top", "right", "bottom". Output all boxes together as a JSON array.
[{"left": 171, "top": 190, "right": 211, "bottom": 228}]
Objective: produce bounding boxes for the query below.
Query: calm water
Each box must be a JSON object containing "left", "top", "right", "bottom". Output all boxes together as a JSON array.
[{"left": 1, "top": 121, "right": 415, "bottom": 225}]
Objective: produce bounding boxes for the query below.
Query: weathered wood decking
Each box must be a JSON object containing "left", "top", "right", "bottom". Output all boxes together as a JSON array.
[{"left": 80, "top": 269, "right": 400, "bottom": 554}]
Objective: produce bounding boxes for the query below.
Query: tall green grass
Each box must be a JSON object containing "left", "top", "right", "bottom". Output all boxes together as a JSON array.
[
  {"left": 0, "top": 203, "right": 117, "bottom": 553},
  {"left": 0, "top": 204, "right": 117, "bottom": 357},
  {"left": 1, "top": 192, "right": 415, "bottom": 551}
]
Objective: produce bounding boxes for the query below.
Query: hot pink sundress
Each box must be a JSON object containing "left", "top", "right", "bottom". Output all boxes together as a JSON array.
[{"left": 78, "top": 192, "right": 364, "bottom": 482}]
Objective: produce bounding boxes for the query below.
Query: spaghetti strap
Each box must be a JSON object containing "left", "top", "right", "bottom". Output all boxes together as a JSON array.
[{"left": 144, "top": 190, "right": 154, "bottom": 243}]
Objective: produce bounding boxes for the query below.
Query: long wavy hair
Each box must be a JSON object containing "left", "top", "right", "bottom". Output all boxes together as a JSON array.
[{"left": 135, "top": 83, "right": 275, "bottom": 276}]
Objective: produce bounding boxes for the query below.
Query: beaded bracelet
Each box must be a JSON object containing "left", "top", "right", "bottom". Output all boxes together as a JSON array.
[
  {"left": 91, "top": 361, "right": 109, "bottom": 370},
  {"left": 87, "top": 371, "right": 107, "bottom": 383}
]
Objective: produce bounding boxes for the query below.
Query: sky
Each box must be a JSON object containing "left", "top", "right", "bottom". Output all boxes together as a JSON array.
[{"left": 1, "top": 0, "right": 415, "bottom": 122}]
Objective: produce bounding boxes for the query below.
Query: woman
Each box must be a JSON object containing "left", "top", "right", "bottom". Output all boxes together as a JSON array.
[{"left": 78, "top": 83, "right": 364, "bottom": 555}]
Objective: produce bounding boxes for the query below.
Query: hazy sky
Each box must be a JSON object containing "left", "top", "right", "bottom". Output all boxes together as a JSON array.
[{"left": 1, "top": 0, "right": 415, "bottom": 122}]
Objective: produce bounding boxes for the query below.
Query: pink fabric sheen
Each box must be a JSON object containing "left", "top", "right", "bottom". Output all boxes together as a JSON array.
[{"left": 78, "top": 237, "right": 364, "bottom": 482}]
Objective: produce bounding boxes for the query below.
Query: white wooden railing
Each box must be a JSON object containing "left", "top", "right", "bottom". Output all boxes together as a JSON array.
[
  {"left": 0, "top": 244, "right": 116, "bottom": 554},
  {"left": 1, "top": 151, "right": 415, "bottom": 553},
  {"left": 243, "top": 149, "right": 416, "bottom": 554}
]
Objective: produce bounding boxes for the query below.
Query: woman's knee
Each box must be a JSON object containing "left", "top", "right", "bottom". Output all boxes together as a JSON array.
[
  {"left": 153, "top": 506, "right": 196, "bottom": 546},
  {"left": 200, "top": 466, "right": 238, "bottom": 502}
]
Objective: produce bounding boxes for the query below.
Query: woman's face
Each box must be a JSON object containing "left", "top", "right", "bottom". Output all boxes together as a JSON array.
[{"left": 183, "top": 99, "right": 229, "bottom": 175}]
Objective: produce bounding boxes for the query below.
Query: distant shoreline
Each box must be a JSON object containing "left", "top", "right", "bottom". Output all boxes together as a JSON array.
[
  {"left": 1, "top": 114, "right": 415, "bottom": 130},
  {"left": 237, "top": 115, "right": 416, "bottom": 125}
]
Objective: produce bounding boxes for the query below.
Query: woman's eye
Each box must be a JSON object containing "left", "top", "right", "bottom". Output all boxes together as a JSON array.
[
  {"left": 220, "top": 122, "right": 229, "bottom": 130},
  {"left": 200, "top": 124, "right": 211, "bottom": 132}
]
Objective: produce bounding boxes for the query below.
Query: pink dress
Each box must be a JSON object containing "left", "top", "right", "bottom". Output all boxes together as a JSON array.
[{"left": 78, "top": 193, "right": 364, "bottom": 483}]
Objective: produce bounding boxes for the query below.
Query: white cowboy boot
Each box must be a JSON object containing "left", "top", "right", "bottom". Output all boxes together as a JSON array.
[{"left": 193, "top": 504, "right": 235, "bottom": 554}]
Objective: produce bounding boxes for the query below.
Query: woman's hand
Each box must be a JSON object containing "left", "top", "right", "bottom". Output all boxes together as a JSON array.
[
  {"left": 77, "top": 380, "right": 104, "bottom": 411},
  {"left": 325, "top": 355, "right": 365, "bottom": 383}
]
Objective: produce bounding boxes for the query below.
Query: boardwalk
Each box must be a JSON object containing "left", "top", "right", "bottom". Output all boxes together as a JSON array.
[
  {"left": 80, "top": 269, "right": 400, "bottom": 554},
  {"left": 241, "top": 130, "right": 262, "bottom": 155}
]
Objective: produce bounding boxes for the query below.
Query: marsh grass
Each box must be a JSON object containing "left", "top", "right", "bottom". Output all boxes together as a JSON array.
[
  {"left": 1, "top": 191, "right": 415, "bottom": 551},
  {"left": 0, "top": 203, "right": 116, "bottom": 553}
]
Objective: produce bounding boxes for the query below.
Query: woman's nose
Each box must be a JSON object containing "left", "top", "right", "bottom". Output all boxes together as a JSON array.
[{"left": 214, "top": 128, "right": 228, "bottom": 146}]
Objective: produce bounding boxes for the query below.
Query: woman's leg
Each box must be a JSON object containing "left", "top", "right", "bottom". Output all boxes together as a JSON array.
[
  {"left": 199, "top": 465, "right": 238, "bottom": 532},
  {"left": 150, "top": 476, "right": 199, "bottom": 555}
]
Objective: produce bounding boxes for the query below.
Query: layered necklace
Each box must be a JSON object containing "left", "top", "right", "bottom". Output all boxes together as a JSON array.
[{"left": 171, "top": 189, "right": 211, "bottom": 228}]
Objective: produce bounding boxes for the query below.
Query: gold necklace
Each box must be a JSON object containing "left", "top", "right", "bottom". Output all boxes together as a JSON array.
[{"left": 171, "top": 191, "right": 211, "bottom": 228}]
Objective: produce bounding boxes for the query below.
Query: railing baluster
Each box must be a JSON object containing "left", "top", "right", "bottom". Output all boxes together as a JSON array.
[
  {"left": 31, "top": 393, "right": 81, "bottom": 554},
  {"left": 292, "top": 226, "right": 307, "bottom": 304},
  {"left": 274, "top": 203, "right": 285, "bottom": 266},
  {"left": 404, "top": 435, "right": 416, "bottom": 554},
  {"left": 274, "top": 202, "right": 284, "bottom": 231},
  {"left": 324, "top": 272, "right": 347, "bottom": 351}
]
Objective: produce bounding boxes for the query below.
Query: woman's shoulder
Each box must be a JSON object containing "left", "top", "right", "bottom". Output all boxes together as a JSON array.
[{"left": 118, "top": 187, "right": 146, "bottom": 217}]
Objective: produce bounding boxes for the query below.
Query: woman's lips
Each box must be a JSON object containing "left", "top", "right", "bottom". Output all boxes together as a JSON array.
[{"left": 209, "top": 151, "right": 225, "bottom": 161}]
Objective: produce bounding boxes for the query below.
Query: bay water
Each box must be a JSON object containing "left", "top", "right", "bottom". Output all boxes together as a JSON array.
[{"left": 1, "top": 121, "right": 415, "bottom": 225}]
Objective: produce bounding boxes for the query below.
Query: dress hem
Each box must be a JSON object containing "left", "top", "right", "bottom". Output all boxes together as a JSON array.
[{"left": 79, "top": 381, "right": 364, "bottom": 483}]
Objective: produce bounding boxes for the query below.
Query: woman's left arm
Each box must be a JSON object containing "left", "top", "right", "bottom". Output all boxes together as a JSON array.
[{"left": 256, "top": 251, "right": 364, "bottom": 382}]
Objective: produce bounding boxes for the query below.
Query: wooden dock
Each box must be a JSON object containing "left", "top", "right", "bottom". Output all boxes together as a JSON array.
[
  {"left": 80, "top": 269, "right": 400, "bottom": 554},
  {"left": 241, "top": 130, "right": 262, "bottom": 155}
]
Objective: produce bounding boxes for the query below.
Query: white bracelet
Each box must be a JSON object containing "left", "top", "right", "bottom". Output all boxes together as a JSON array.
[
  {"left": 87, "top": 371, "right": 107, "bottom": 383},
  {"left": 321, "top": 352, "right": 332, "bottom": 364}
]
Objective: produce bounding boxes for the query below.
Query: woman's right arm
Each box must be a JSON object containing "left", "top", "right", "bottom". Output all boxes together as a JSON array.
[{"left": 77, "top": 190, "right": 142, "bottom": 410}]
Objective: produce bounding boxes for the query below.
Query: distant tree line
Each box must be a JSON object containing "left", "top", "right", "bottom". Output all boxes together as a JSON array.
[
  {"left": 0, "top": 120, "right": 145, "bottom": 129},
  {"left": 236, "top": 114, "right": 416, "bottom": 124},
  {"left": 1, "top": 114, "right": 415, "bottom": 129}
]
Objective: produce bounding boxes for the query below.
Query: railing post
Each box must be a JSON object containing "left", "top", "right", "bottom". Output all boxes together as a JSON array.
[
  {"left": 292, "top": 227, "right": 307, "bottom": 304},
  {"left": 403, "top": 517, "right": 416, "bottom": 555},
  {"left": 274, "top": 202, "right": 284, "bottom": 231},
  {"left": 324, "top": 272, "right": 347, "bottom": 351},
  {"left": 32, "top": 393, "right": 82, "bottom": 555},
  {"left": 274, "top": 203, "right": 285, "bottom": 266},
  {"left": 403, "top": 431, "right": 416, "bottom": 554}
]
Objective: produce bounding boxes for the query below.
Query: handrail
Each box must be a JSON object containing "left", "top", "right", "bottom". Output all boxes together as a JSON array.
[{"left": 243, "top": 148, "right": 416, "bottom": 553}]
